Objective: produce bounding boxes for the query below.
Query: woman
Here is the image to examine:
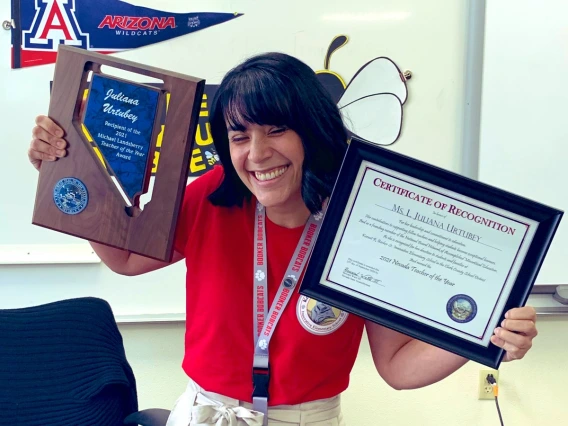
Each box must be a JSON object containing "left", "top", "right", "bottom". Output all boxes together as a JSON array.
[{"left": 28, "top": 52, "right": 538, "bottom": 426}]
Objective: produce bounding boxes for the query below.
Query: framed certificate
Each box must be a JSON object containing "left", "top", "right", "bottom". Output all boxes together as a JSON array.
[{"left": 300, "top": 138, "right": 563, "bottom": 368}]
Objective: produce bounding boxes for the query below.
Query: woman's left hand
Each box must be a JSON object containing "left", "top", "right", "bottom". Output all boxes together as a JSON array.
[{"left": 491, "top": 306, "right": 538, "bottom": 362}]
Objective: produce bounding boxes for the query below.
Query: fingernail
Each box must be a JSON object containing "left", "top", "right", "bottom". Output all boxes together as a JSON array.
[
  {"left": 505, "top": 311, "right": 510, "bottom": 318},
  {"left": 56, "top": 130, "right": 63, "bottom": 137},
  {"left": 57, "top": 140, "right": 65, "bottom": 148},
  {"left": 494, "top": 327, "right": 501, "bottom": 335},
  {"left": 501, "top": 320, "right": 506, "bottom": 327},
  {"left": 56, "top": 150, "right": 65, "bottom": 157}
]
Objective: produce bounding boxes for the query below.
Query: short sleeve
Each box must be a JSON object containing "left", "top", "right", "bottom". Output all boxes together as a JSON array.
[{"left": 173, "top": 166, "right": 225, "bottom": 256}]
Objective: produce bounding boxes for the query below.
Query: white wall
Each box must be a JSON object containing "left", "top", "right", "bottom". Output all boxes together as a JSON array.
[
  {"left": 120, "top": 316, "right": 566, "bottom": 425},
  {"left": 478, "top": 0, "right": 568, "bottom": 285},
  {"left": 2, "top": 0, "right": 566, "bottom": 423}
]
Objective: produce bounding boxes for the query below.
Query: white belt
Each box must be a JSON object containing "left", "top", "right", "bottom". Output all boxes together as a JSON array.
[{"left": 165, "top": 378, "right": 342, "bottom": 426}]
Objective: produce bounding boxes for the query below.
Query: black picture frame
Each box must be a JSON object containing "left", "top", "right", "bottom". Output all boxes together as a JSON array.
[{"left": 300, "top": 137, "right": 562, "bottom": 368}]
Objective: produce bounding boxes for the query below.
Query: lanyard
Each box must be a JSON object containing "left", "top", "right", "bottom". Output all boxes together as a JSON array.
[{"left": 252, "top": 201, "right": 323, "bottom": 423}]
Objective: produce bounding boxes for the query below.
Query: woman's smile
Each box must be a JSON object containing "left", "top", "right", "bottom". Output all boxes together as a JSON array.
[{"left": 250, "top": 165, "right": 289, "bottom": 183}]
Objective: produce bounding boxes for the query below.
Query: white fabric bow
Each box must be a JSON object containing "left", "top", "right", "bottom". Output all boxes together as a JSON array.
[
  {"left": 191, "top": 404, "right": 264, "bottom": 425},
  {"left": 165, "top": 388, "right": 264, "bottom": 426}
]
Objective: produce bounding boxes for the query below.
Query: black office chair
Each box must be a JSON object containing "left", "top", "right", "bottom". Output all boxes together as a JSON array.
[
  {"left": 124, "top": 409, "right": 171, "bottom": 426},
  {"left": 0, "top": 297, "right": 170, "bottom": 426}
]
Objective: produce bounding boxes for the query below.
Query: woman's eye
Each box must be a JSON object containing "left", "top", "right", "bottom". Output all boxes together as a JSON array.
[
  {"left": 270, "top": 127, "right": 287, "bottom": 135},
  {"left": 230, "top": 135, "right": 248, "bottom": 143}
]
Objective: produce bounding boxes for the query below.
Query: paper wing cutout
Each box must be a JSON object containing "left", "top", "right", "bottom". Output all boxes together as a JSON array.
[
  {"left": 340, "top": 93, "right": 403, "bottom": 146},
  {"left": 337, "top": 57, "right": 408, "bottom": 146}
]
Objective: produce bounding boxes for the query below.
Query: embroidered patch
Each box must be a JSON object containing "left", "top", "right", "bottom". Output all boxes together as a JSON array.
[{"left": 296, "top": 295, "right": 348, "bottom": 335}]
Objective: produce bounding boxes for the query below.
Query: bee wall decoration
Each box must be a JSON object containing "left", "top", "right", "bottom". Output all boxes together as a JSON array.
[{"left": 316, "top": 35, "right": 409, "bottom": 147}]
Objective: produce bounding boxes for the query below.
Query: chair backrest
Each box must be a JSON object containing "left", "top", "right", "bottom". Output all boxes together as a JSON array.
[{"left": 0, "top": 297, "right": 138, "bottom": 426}]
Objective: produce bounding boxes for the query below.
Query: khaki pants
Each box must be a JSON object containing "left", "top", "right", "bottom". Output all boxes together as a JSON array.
[{"left": 165, "top": 377, "right": 346, "bottom": 426}]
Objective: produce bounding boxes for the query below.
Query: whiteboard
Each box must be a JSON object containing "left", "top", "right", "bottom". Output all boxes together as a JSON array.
[
  {"left": 0, "top": 0, "right": 475, "bottom": 317},
  {"left": 478, "top": 0, "right": 567, "bottom": 285}
]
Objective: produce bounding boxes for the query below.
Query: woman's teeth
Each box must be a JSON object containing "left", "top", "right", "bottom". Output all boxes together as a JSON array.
[{"left": 255, "top": 166, "right": 288, "bottom": 182}]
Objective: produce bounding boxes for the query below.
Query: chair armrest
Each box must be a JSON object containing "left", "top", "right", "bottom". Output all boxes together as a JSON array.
[{"left": 124, "top": 408, "right": 171, "bottom": 426}]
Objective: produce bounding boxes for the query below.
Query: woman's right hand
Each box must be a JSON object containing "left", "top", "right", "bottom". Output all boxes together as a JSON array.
[{"left": 28, "top": 115, "right": 68, "bottom": 171}]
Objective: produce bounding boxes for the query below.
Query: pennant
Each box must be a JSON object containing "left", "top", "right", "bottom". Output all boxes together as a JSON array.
[{"left": 11, "top": 0, "right": 243, "bottom": 69}]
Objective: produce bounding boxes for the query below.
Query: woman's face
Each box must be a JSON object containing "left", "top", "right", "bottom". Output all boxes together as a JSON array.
[{"left": 228, "top": 123, "right": 305, "bottom": 209}]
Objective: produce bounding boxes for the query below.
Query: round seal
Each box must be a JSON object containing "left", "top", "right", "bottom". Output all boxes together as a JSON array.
[
  {"left": 53, "top": 177, "right": 89, "bottom": 215},
  {"left": 446, "top": 294, "right": 477, "bottom": 323},
  {"left": 296, "top": 296, "right": 348, "bottom": 335}
]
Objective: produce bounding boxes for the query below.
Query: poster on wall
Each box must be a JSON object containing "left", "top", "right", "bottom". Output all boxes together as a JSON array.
[{"left": 10, "top": 0, "right": 242, "bottom": 69}]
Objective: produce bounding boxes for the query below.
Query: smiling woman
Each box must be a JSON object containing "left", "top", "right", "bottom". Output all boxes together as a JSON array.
[
  {"left": 27, "top": 50, "right": 540, "bottom": 426},
  {"left": 227, "top": 123, "right": 306, "bottom": 227},
  {"left": 208, "top": 52, "right": 349, "bottom": 217}
]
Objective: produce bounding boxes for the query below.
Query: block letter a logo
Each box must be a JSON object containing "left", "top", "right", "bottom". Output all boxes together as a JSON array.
[{"left": 23, "top": 0, "right": 89, "bottom": 51}]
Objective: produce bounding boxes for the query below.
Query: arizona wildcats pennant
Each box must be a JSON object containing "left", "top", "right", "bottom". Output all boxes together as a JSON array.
[{"left": 11, "top": 0, "right": 243, "bottom": 69}]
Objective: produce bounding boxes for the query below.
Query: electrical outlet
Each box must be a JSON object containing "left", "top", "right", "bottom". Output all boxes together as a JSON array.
[{"left": 478, "top": 369, "right": 499, "bottom": 400}]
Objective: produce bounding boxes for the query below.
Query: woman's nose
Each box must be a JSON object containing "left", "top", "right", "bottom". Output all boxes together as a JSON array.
[{"left": 248, "top": 135, "right": 271, "bottom": 163}]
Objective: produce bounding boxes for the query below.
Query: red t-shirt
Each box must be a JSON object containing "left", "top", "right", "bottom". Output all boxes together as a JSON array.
[{"left": 174, "top": 166, "right": 365, "bottom": 406}]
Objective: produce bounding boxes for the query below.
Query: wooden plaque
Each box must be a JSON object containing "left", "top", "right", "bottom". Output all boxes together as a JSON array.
[{"left": 32, "top": 45, "right": 205, "bottom": 262}]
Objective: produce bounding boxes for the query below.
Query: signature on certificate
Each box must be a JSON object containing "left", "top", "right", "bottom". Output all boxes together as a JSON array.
[{"left": 343, "top": 267, "right": 382, "bottom": 285}]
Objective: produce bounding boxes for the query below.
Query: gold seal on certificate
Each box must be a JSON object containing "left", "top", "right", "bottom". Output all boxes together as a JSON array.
[{"left": 300, "top": 138, "right": 563, "bottom": 368}]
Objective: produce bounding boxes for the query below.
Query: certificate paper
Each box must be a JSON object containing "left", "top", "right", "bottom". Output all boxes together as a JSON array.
[{"left": 321, "top": 161, "right": 538, "bottom": 346}]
